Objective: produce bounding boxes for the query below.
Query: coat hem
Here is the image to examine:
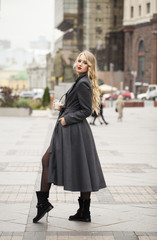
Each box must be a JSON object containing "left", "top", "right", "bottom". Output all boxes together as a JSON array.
[{"left": 49, "top": 182, "right": 107, "bottom": 192}]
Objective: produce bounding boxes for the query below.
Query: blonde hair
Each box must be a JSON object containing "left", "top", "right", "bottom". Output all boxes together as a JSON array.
[{"left": 74, "top": 50, "right": 100, "bottom": 114}]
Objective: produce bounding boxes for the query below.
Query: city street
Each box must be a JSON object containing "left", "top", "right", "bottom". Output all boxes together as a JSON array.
[{"left": 0, "top": 105, "right": 157, "bottom": 240}]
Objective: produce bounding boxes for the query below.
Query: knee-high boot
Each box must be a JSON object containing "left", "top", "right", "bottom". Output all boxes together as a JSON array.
[
  {"left": 69, "top": 198, "right": 91, "bottom": 222},
  {"left": 33, "top": 191, "right": 53, "bottom": 223}
]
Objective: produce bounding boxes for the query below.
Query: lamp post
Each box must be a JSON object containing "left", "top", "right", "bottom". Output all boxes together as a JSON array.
[
  {"left": 110, "top": 63, "right": 114, "bottom": 107},
  {"left": 131, "top": 70, "right": 137, "bottom": 97}
]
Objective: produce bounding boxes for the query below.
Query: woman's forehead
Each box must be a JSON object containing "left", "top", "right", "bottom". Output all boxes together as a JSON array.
[{"left": 79, "top": 54, "right": 87, "bottom": 60}]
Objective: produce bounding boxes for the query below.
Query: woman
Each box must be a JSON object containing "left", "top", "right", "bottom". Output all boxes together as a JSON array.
[
  {"left": 116, "top": 95, "right": 124, "bottom": 121},
  {"left": 33, "top": 50, "right": 106, "bottom": 223}
]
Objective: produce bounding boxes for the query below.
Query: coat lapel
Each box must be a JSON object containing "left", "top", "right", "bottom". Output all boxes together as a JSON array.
[{"left": 66, "top": 73, "right": 87, "bottom": 96}]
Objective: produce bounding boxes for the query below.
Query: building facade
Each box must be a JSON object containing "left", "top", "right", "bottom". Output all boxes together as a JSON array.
[
  {"left": 55, "top": 0, "right": 79, "bottom": 49},
  {"left": 123, "top": 0, "right": 157, "bottom": 94},
  {"left": 54, "top": 0, "right": 124, "bottom": 71},
  {"left": 0, "top": 40, "right": 11, "bottom": 50},
  {"left": 83, "top": 0, "right": 124, "bottom": 70},
  {"left": 27, "top": 59, "right": 47, "bottom": 90}
]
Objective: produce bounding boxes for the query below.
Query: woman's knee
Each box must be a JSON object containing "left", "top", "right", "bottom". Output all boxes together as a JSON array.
[{"left": 41, "top": 150, "right": 50, "bottom": 168}]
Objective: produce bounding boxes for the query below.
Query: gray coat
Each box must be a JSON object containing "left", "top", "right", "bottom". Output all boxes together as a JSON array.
[{"left": 48, "top": 73, "right": 106, "bottom": 192}]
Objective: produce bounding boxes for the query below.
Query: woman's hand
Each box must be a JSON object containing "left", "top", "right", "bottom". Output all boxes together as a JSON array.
[
  {"left": 58, "top": 117, "right": 66, "bottom": 126},
  {"left": 53, "top": 101, "right": 63, "bottom": 111}
]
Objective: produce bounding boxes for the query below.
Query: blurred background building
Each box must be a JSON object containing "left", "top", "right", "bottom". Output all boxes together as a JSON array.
[
  {"left": 0, "top": 40, "right": 11, "bottom": 50},
  {"left": 54, "top": 0, "right": 124, "bottom": 71},
  {"left": 1, "top": 0, "right": 156, "bottom": 96},
  {"left": 30, "top": 36, "right": 51, "bottom": 50},
  {"left": 123, "top": 0, "right": 157, "bottom": 94}
]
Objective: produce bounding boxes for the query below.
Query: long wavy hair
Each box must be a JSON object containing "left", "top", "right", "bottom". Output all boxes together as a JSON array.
[{"left": 74, "top": 50, "right": 100, "bottom": 114}]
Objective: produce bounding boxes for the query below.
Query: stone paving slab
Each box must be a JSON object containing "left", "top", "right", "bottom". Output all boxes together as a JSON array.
[{"left": 0, "top": 107, "right": 157, "bottom": 239}]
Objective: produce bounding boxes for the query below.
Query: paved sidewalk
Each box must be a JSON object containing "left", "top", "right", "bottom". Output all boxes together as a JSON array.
[{"left": 0, "top": 106, "right": 157, "bottom": 240}]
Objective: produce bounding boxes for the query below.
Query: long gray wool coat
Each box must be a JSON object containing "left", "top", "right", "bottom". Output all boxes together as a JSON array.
[{"left": 48, "top": 73, "right": 106, "bottom": 192}]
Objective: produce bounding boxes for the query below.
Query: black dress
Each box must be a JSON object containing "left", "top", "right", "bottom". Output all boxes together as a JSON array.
[{"left": 48, "top": 73, "right": 106, "bottom": 192}]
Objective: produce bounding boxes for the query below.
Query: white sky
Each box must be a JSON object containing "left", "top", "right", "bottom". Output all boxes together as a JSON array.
[{"left": 0, "top": 0, "right": 61, "bottom": 49}]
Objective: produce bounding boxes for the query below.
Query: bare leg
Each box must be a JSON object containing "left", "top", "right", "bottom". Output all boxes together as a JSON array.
[{"left": 40, "top": 147, "right": 51, "bottom": 192}]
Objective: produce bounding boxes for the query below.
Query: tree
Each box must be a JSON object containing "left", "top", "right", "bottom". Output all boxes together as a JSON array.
[
  {"left": 42, "top": 87, "right": 50, "bottom": 107},
  {"left": 10, "top": 71, "right": 28, "bottom": 80}
]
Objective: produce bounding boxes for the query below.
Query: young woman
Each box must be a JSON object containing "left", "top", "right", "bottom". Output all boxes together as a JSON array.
[{"left": 33, "top": 50, "right": 106, "bottom": 223}]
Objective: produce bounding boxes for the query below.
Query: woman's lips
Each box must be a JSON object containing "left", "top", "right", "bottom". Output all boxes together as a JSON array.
[{"left": 78, "top": 67, "right": 82, "bottom": 70}]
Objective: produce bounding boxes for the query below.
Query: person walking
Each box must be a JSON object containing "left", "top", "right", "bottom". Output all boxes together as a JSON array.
[
  {"left": 90, "top": 95, "right": 109, "bottom": 125},
  {"left": 33, "top": 50, "right": 107, "bottom": 224},
  {"left": 116, "top": 95, "right": 124, "bottom": 121}
]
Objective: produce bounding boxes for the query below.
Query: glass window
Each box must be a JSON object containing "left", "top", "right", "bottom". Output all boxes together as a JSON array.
[
  {"left": 138, "top": 40, "right": 145, "bottom": 79},
  {"left": 95, "top": 27, "right": 102, "bottom": 34},
  {"left": 64, "top": 0, "right": 78, "bottom": 14},
  {"left": 131, "top": 6, "right": 134, "bottom": 18},
  {"left": 138, "top": 56, "right": 145, "bottom": 79},
  {"left": 114, "top": 0, "right": 117, "bottom": 7},
  {"left": 96, "top": 4, "right": 101, "bottom": 10},
  {"left": 149, "top": 87, "right": 155, "bottom": 91},
  {"left": 138, "top": 40, "right": 145, "bottom": 51},
  {"left": 146, "top": 2, "right": 151, "bottom": 13},
  {"left": 114, "top": 15, "right": 117, "bottom": 26},
  {"left": 139, "top": 5, "right": 141, "bottom": 16}
]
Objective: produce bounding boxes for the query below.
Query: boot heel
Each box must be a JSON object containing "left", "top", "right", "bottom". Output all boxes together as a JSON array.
[
  {"left": 33, "top": 191, "right": 54, "bottom": 223},
  {"left": 47, "top": 205, "right": 53, "bottom": 213},
  {"left": 46, "top": 212, "right": 49, "bottom": 222}
]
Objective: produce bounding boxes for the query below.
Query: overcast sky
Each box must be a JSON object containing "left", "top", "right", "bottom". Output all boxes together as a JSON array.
[{"left": 0, "top": 0, "right": 61, "bottom": 49}]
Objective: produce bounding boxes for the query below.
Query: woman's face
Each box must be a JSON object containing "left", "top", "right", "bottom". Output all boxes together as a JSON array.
[{"left": 76, "top": 54, "right": 88, "bottom": 76}]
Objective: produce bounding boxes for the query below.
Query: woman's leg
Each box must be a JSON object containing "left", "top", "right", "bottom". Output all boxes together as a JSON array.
[
  {"left": 33, "top": 147, "right": 53, "bottom": 223},
  {"left": 100, "top": 113, "right": 109, "bottom": 125},
  {"left": 40, "top": 147, "right": 51, "bottom": 192},
  {"left": 69, "top": 192, "right": 91, "bottom": 222},
  {"left": 80, "top": 192, "right": 91, "bottom": 200}
]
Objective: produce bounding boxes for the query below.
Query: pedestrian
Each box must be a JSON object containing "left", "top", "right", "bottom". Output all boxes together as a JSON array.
[
  {"left": 90, "top": 111, "right": 97, "bottom": 125},
  {"left": 33, "top": 50, "right": 107, "bottom": 223},
  {"left": 90, "top": 95, "right": 109, "bottom": 125},
  {"left": 116, "top": 95, "right": 124, "bottom": 121}
]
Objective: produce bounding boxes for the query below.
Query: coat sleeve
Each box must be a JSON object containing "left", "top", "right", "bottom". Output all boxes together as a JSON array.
[{"left": 64, "top": 81, "right": 92, "bottom": 125}]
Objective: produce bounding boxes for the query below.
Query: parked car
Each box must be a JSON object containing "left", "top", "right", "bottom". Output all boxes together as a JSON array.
[
  {"left": 33, "top": 89, "right": 44, "bottom": 100},
  {"left": 33, "top": 89, "right": 55, "bottom": 100},
  {"left": 0, "top": 89, "right": 4, "bottom": 100},
  {"left": 152, "top": 94, "right": 157, "bottom": 101},
  {"left": 104, "top": 90, "right": 134, "bottom": 100},
  {"left": 19, "top": 91, "right": 34, "bottom": 98},
  {"left": 137, "top": 84, "right": 157, "bottom": 100}
]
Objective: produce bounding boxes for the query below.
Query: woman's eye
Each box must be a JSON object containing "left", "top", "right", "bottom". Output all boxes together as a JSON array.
[
  {"left": 78, "top": 59, "right": 81, "bottom": 63},
  {"left": 84, "top": 61, "right": 87, "bottom": 64}
]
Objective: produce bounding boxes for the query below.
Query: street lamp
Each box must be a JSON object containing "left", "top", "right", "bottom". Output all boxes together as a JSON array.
[
  {"left": 110, "top": 63, "right": 114, "bottom": 107},
  {"left": 131, "top": 70, "right": 137, "bottom": 97}
]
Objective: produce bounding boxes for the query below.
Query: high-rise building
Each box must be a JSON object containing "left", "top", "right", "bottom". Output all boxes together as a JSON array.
[
  {"left": 123, "top": 0, "right": 157, "bottom": 94},
  {"left": 30, "top": 37, "right": 51, "bottom": 50},
  {"left": 55, "top": 0, "right": 79, "bottom": 49},
  {"left": 54, "top": 0, "right": 124, "bottom": 71}
]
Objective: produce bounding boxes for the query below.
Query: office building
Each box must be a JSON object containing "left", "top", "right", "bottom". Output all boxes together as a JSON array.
[{"left": 123, "top": 0, "right": 157, "bottom": 94}]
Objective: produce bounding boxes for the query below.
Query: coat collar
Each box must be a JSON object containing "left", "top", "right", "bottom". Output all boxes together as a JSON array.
[
  {"left": 75, "top": 72, "right": 87, "bottom": 84},
  {"left": 66, "top": 72, "right": 87, "bottom": 96}
]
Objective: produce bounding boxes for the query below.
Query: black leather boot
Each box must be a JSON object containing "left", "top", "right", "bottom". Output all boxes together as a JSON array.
[
  {"left": 69, "top": 198, "right": 91, "bottom": 222},
  {"left": 33, "top": 191, "right": 53, "bottom": 223}
]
